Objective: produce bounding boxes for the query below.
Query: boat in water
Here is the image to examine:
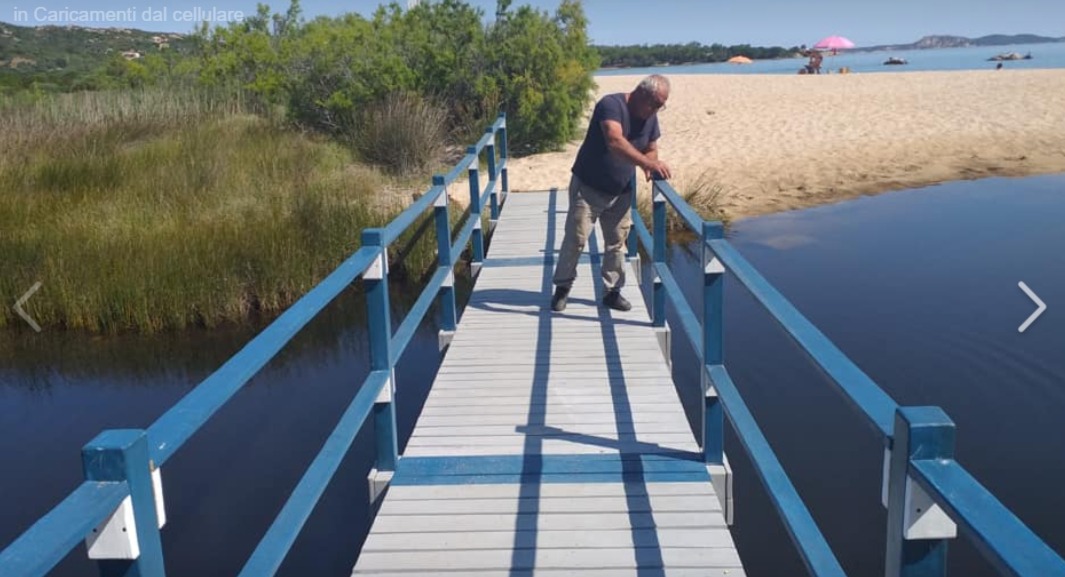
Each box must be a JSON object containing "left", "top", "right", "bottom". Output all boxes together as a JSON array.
[
  {"left": 883, "top": 57, "right": 908, "bottom": 65},
  {"left": 989, "top": 51, "right": 1033, "bottom": 61}
]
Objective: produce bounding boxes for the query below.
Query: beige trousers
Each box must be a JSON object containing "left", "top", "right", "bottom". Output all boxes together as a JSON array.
[{"left": 552, "top": 174, "right": 633, "bottom": 292}]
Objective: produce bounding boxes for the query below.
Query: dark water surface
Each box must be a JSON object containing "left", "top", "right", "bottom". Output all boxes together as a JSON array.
[
  {"left": 657, "top": 173, "right": 1065, "bottom": 576},
  {"left": 2, "top": 174, "right": 1064, "bottom": 576}
]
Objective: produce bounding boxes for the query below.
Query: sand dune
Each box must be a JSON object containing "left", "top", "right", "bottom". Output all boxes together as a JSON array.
[{"left": 505, "top": 70, "right": 1065, "bottom": 221}]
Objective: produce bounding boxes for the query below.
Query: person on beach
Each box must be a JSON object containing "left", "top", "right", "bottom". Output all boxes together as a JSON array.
[{"left": 550, "top": 74, "right": 673, "bottom": 313}]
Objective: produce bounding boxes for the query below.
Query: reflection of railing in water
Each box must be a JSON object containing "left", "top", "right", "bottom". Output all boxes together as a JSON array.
[
  {"left": 0, "top": 114, "right": 510, "bottom": 577},
  {"left": 629, "top": 172, "right": 1065, "bottom": 577}
]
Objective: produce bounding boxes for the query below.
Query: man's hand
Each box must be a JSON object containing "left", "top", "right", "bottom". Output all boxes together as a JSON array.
[{"left": 643, "top": 159, "right": 672, "bottom": 181}]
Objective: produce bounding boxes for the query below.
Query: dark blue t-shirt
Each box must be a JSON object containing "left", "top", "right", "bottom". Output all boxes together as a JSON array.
[{"left": 572, "top": 93, "right": 661, "bottom": 196}]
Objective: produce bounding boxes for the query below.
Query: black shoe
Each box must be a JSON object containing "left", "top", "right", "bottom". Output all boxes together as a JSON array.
[
  {"left": 603, "top": 290, "right": 632, "bottom": 312},
  {"left": 551, "top": 286, "right": 571, "bottom": 312}
]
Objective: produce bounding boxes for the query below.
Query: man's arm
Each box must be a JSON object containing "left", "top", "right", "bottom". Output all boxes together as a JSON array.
[
  {"left": 643, "top": 140, "right": 661, "bottom": 181},
  {"left": 602, "top": 120, "right": 672, "bottom": 179}
]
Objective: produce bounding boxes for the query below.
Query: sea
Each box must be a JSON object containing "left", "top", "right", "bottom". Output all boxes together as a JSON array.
[{"left": 595, "top": 42, "right": 1065, "bottom": 76}]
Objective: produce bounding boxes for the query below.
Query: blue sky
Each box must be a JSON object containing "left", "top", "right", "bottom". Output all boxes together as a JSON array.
[{"left": 5, "top": 0, "right": 1064, "bottom": 46}]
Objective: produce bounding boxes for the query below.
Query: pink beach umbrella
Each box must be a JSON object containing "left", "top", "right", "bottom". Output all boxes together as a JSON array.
[{"left": 813, "top": 35, "right": 856, "bottom": 52}]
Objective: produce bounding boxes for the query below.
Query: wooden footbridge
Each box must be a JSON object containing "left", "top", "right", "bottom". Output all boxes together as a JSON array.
[{"left": 3, "top": 115, "right": 1065, "bottom": 577}]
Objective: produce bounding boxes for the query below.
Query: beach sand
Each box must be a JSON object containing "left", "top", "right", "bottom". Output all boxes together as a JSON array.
[{"left": 504, "top": 70, "right": 1065, "bottom": 221}]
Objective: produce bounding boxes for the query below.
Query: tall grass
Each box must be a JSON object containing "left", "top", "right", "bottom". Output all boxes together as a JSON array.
[
  {"left": 0, "top": 87, "right": 434, "bottom": 333},
  {"left": 638, "top": 168, "right": 731, "bottom": 233},
  {"left": 350, "top": 92, "right": 450, "bottom": 176}
]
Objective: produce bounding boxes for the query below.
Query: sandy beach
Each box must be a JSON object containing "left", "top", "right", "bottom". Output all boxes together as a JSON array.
[{"left": 505, "top": 70, "right": 1065, "bottom": 221}]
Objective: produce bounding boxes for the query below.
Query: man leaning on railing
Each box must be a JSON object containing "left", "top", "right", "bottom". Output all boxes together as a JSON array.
[{"left": 551, "top": 74, "right": 673, "bottom": 313}]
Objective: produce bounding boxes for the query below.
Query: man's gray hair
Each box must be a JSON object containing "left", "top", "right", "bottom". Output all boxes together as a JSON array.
[{"left": 637, "top": 74, "right": 670, "bottom": 96}]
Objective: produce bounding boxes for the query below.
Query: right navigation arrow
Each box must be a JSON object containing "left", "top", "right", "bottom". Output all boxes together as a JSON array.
[{"left": 1018, "top": 282, "right": 1047, "bottom": 334}]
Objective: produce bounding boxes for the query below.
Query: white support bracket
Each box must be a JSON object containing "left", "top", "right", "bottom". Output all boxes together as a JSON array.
[
  {"left": 365, "top": 251, "right": 387, "bottom": 281},
  {"left": 438, "top": 330, "right": 455, "bottom": 351},
  {"left": 375, "top": 370, "right": 395, "bottom": 404},
  {"left": 653, "top": 189, "right": 666, "bottom": 204},
  {"left": 705, "top": 256, "right": 725, "bottom": 275},
  {"left": 86, "top": 495, "right": 138, "bottom": 560},
  {"left": 904, "top": 476, "right": 957, "bottom": 540},
  {"left": 85, "top": 466, "right": 166, "bottom": 560},
  {"left": 434, "top": 186, "right": 449, "bottom": 208},
  {"left": 654, "top": 327, "right": 671, "bottom": 369},
  {"left": 367, "top": 468, "right": 394, "bottom": 506},
  {"left": 882, "top": 448, "right": 958, "bottom": 540},
  {"left": 707, "top": 455, "right": 734, "bottom": 526}
]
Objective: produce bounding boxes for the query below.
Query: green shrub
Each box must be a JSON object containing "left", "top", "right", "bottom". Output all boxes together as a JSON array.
[{"left": 352, "top": 92, "right": 448, "bottom": 175}]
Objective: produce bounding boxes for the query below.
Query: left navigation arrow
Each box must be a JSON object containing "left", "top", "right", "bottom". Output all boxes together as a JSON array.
[{"left": 14, "top": 281, "right": 42, "bottom": 332}]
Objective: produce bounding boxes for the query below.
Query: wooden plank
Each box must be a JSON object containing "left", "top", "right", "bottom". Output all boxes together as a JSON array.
[
  {"left": 383, "top": 482, "right": 716, "bottom": 501},
  {"left": 414, "top": 413, "right": 689, "bottom": 427},
  {"left": 362, "top": 527, "right": 737, "bottom": 551},
  {"left": 353, "top": 547, "right": 742, "bottom": 572},
  {"left": 401, "top": 444, "right": 697, "bottom": 457},
  {"left": 353, "top": 191, "right": 742, "bottom": 576},
  {"left": 368, "top": 511, "right": 727, "bottom": 534},
  {"left": 355, "top": 569, "right": 744, "bottom": 577},
  {"left": 409, "top": 423, "right": 693, "bottom": 437},
  {"left": 377, "top": 495, "right": 721, "bottom": 516}
]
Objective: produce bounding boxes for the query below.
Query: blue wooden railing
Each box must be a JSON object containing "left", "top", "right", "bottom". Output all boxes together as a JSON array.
[
  {"left": 629, "top": 174, "right": 1065, "bottom": 577},
  {"left": 0, "top": 114, "right": 510, "bottom": 577}
]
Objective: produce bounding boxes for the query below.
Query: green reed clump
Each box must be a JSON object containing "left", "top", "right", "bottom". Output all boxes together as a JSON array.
[
  {"left": 0, "top": 88, "right": 434, "bottom": 333},
  {"left": 638, "top": 168, "right": 731, "bottom": 234}
]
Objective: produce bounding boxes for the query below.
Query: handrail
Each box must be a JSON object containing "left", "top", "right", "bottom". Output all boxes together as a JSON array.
[
  {"left": 0, "top": 482, "right": 128, "bottom": 577},
  {"left": 631, "top": 174, "right": 1065, "bottom": 576},
  {"left": 0, "top": 113, "right": 510, "bottom": 577}
]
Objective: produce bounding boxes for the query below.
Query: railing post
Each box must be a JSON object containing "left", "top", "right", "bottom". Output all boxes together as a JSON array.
[
  {"left": 82, "top": 429, "right": 165, "bottom": 577},
  {"left": 432, "top": 175, "right": 457, "bottom": 349},
  {"left": 467, "top": 147, "right": 485, "bottom": 276},
  {"left": 362, "top": 229, "right": 397, "bottom": 504},
  {"left": 885, "top": 407, "right": 957, "bottom": 577},
  {"left": 702, "top": 221, "right": 725, "bottom": 466},
  {"left": 498, "top": 112, "right": 509, "bottom": 194},
  {"left": 487, "top": 125, "right": 500, "bottom": 223},
  {"left": 652, "top": 180, "right": 667, "bottom": 329}
]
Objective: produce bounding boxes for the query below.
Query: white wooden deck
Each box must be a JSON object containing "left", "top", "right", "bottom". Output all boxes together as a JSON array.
[{"left": 352, "top": 190, "right": 743, "bottom": 576}]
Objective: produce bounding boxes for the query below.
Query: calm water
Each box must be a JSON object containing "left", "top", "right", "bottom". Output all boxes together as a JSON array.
[
  {"left": 2, "top": 174, "right": 1064, "bottom": 575},
  {"left": 596, "top": 42, "right": 1065, "bottom": 76},
  {"left": 656, "top": 173, "right": 1065, "bottom": 576}
]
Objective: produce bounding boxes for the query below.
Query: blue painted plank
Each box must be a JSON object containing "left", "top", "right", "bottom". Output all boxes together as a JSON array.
[
  {"left": 480, "top": 177, "right": 498, "bottom": 208},
  {"left": 633, "top": 213, "right": 653, "bottom": 254},
  {"left": 147, "top": 246, "right": 379, "bottom": 466},
  {"left": 237, "top": 370, "right": 390, "bottom": 577},
  {"left": 482, "top": 255, "right": 594, "bottom": 268},
  {"left": 444, "top": 154, "right": 477, "bottom": 184},
  {"left": 709, "top": 238, "right": 898, "bottom": 441},
  {"left": 449, "top": 216, "right": 477, "bottom": 264},
  {"left": 654, "top": 263, "right": 703, "bottom": 353},
  {"left": 381, "top": 185, "right": 445, "bottom": 246},
  {"left": 886, "top": 407, "right": 953, "bottom": 577},
  {"left": 393, "top": 471, "right": 712, "bottom": 486},
  {"left": 82, "top": 429, "right": 165, "bottom": 577},
  {"left": 0, "top": 481, "right": 128, "bottom": 577},
  {"left": 654, "top": 180, "right": 703, "bottom": 236},
  {"left": 912, "top": 459, "right": 1065, "bottom": 577},
  {"left": 390, "top": 267, "right": 450, "bottom": 366},
  {"left": 707, "top": 364, "right": 847, "bottom": 577},
  {"left": 395, "top": 453, "right": 703, "bottom": 477}
]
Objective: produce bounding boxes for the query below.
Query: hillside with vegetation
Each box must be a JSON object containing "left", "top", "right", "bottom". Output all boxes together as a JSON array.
[
  {"left": 0, "top": 22, "right": 196, "bottom": 92},
  {"left": 0, "top": 0, "right": 599, "bottom": 333},
  {"left": 594, "top": 42, "right": 803, "bottom": 68}
]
